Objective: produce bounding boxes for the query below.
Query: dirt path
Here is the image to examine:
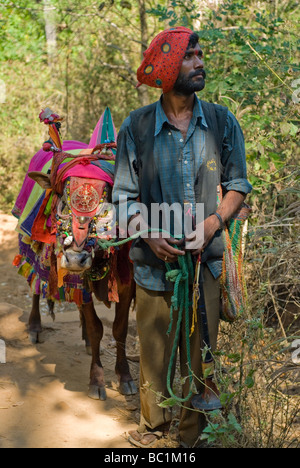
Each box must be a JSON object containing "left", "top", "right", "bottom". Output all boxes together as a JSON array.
[{"left": 0, "top": 213, "right": 140, "bottom": 448}]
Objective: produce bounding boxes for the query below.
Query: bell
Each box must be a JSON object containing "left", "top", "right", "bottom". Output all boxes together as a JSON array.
[
  {"left": 64, "top": 236, "right": 73, "bottom": 246},
  {"left": 78, "top": 216, "right": 89, "bottom": 224}
]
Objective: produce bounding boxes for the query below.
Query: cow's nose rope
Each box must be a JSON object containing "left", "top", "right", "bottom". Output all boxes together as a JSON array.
[{"left": 98, "top": 231, "right": 195, "bottom": 404}]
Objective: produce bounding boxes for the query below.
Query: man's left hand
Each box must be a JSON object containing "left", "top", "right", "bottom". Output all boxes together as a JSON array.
[
  {"left": 185, "top": 215, "right": 220, "bottom": 255},
  {"left": 185, "top": 190, "right": 246, "bottom": 256}
]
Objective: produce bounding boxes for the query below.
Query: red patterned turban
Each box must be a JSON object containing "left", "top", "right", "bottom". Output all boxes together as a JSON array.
[{"left": 137, "top": 27, "right": 194, "bottom": 93}]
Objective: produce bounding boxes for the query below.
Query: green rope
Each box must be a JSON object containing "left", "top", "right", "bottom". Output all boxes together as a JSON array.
[
  {"left": 97, "top": 231, "right": 195, "bottom": 404},
  {"left": 165, "top": 252, "right": 195, "bottom": 403},
  {"left": 97, "top": 229, "right": 157, "bottom": 250}
]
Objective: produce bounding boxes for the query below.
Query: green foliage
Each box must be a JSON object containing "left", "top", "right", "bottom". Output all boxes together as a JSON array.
[
  {"left": 147, "top": 0, "right": 201, "bottom": 28},
  {"left": 151, "top": 0, "right": 299, "bottom": 202},
  {"left": 158, "top": 397, "right": 179, "bottom": 408},
  {"left": 200, "top": 410, "right": 242, "bottom": 446},
  {"left": 0, "top": 0, "right": 147, "bottom": 208},
  {"left": 0, "top": 0, "right": 46, "bottom": 61}
]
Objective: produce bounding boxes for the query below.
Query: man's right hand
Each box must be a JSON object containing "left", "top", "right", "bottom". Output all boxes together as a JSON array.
[
  {"left": 144, "top": 236, "right": 185, "bottom": 263},
  {"left": 128, "top": 213, "right": 185, "bottom": 263}
]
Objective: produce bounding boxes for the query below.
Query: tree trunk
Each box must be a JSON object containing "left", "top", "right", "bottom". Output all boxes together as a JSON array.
[
  {"left": 137, "top": 85, "right": 150, "bottom": 107},
  {"left": 137, "top": 0, "right": 150, "bottom": 106},
  {"left": 43, "top": 0, "right": 57, "bottom": 69}
]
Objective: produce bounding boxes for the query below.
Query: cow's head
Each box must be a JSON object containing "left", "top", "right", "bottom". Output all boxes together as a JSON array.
[
  {"left": 29, "top": 165, "right": 115, "bottom": 275},
  {"left": 57, "top": 175, "right": 114, "bottom": 273}
]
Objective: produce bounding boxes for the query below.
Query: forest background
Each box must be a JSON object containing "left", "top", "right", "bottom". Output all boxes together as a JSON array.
[{"left": 0, "top": 0, "right": 299, "bottom": 448}]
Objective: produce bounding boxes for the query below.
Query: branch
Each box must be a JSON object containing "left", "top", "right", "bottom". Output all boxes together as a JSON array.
[
  {"left": 246, "top": 40, "right": 294, "bottom": 93},
  {"left": 98, "top": 61, "right": 136, "bottom": 86},
  {"left": 102, "top": 18, "right": 148, "bottom": 49}
]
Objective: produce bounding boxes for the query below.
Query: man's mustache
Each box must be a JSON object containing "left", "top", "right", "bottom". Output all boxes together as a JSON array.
[{"left": 190, "top": 70, "right": 206, "bottom": 79}]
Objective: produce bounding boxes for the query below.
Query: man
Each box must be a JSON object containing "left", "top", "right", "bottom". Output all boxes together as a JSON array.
[{"left": 113, "top": 27, "right": 252, "bottom": 448}]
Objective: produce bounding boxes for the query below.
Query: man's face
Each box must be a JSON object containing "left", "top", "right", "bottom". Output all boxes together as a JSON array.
[{"left": 173, "top": 43, "right": 206, "bottom": 96}]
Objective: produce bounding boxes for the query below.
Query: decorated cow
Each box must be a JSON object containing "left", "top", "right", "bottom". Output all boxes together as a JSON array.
[{"left": 12, "top": 108, "right": 137, "bottom": 401}]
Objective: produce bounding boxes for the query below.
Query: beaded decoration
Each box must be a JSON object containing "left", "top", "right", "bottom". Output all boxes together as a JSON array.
[{"left": 55, "top": 178, "right": 116, "bottom": 282}]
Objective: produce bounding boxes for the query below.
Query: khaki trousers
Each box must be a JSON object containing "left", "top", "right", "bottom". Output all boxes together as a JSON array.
[{"left": 136, "top": 265, "right": 221, "bottom": 447}]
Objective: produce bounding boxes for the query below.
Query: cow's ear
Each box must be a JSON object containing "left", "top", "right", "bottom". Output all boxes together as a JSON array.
[{"left": 28, "top": 171, "right": 52, "bottom": 190}]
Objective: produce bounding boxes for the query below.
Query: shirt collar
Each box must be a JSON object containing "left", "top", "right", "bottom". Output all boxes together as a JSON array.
[{"left": 154, "top": 94, "right": 208, "bottom": 136}]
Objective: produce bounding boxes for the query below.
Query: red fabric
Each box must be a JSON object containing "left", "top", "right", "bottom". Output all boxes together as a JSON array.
[
  {"left": 61, "top": 164, "right": 113, "bottom": 186},
  {"left": 137, "top": 27, "right": 193, "bottom": 93},
  {"left": 51, "top": 153, "right": 101, "bottom": 195},
  {"left": 12, "top": 254, "right": 23, "bottom": 267},
  {"left": 31, "top": 190, "right": 55, "bottom": 243}
]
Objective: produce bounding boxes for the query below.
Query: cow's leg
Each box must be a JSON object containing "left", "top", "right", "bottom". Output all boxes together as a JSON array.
[
  {"left": 47, "top": 299, "right": 55, "bottom": 322},
  {"left": 81, "top": 301, "right": 107, "bottom": 401},
  {"left": 79, "top": 306, "right": 92, "bottom": 356},
  {"left": 28, "top": 294, "right": 42, "bottom": 344},
  {"left": 113, "top": 281, "right": 137, "bottom": 396}
]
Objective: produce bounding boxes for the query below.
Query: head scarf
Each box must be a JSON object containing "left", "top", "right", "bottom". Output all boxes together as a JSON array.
[{"left": 137, "top": 27, "right": 194, "bottom": 93}]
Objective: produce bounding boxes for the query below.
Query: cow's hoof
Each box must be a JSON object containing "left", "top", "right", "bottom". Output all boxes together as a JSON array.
[
  {"left": 88, "top": 384, "right": 107, "bottom": 401},
  {"left": 29, "top": 331, "right": 39, "bottom": 344},
  {"left": 119, "top": 380, "right": 138, "bottom": 396}
]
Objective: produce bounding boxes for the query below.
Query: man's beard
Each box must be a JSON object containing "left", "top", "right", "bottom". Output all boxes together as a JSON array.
[{"left": 173, "top": 70, "right": 206, "bottom": 95}]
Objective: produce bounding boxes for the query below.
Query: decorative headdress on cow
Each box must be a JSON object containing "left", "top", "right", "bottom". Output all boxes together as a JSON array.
[
  {"left": 39, "top": 108, "right": 63, "bottom": 152},
  {"left": 29, "top": 107, "right": 118, "bottom": 298},
  {"left": 136, "top": 26, "right": 194, "bottom": 93}
]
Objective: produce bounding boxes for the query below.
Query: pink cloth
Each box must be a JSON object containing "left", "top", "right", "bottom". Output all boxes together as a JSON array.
[
  {"left": 60, "top": 164, "right": 114, "bottom": 186},
  {"left": 13, "top": 140, "right": 88, "bottom": 218}
]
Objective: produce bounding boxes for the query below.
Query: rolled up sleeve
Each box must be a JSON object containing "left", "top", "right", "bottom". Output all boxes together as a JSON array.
[{"left": 221, "top": 111, "right": 252, "bottom": 195}]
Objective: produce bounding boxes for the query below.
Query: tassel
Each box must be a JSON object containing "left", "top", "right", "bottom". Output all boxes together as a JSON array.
[
  {"left": 43, "top": 141, "right": 53, "bottom": 152},
  {"left": 35, "top": 278, "right": 41, "bottom": 295},
  {"left": 12, "top": 254, "right": 23, "bottom": 267}
]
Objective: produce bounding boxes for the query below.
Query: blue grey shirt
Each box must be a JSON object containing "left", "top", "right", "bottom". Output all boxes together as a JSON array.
[{"left": 113, "top": 95, "right": 252, "bottom": 291}]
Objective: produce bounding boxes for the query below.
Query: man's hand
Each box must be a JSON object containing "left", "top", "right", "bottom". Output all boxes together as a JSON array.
[
  {"left": 128, "top": 212, "right": 185, "bottom": 262},
  {"left": 185, "top": 215, "right": 220, "bottom": 256},
  {"left": 185, "top": 190, "right": 246, "bottom": 256},
  {"left": 144, "top": 236, "right": 185, "bottom": 263}
]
